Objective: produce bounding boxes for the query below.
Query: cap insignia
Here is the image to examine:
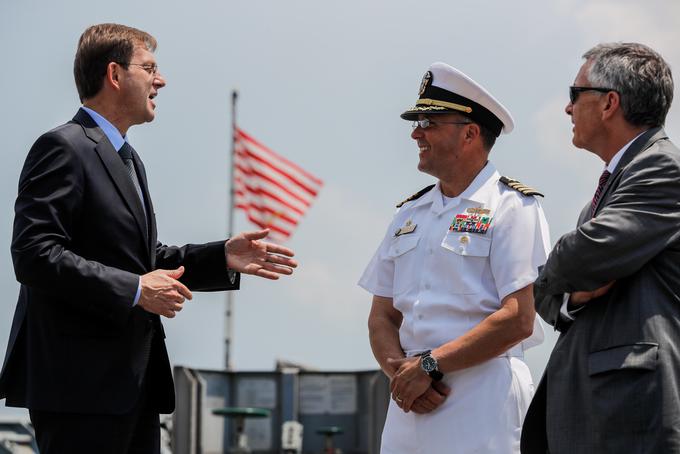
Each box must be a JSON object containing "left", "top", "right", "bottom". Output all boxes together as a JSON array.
[{"left": 419, "top": 71, "right": 432, "bottom": 96}]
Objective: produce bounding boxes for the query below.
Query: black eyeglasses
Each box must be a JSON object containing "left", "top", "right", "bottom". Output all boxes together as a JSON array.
[
  {"left": 412, "top": 118, "right": 472, "bottom": 130},
  {"left": 569, "top": 86, "right": 616, "bottom": 104},
  {"left": 118, "top": 62, "right": 159, "bottom": 76}
]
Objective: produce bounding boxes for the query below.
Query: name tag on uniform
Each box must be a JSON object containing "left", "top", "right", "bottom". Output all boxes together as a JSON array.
[
  {"left": 394, "top": 219, "right": 417, "bottom": 236},
  {"left": 449, "top": 207, "right": 492, "bottom": 234}
]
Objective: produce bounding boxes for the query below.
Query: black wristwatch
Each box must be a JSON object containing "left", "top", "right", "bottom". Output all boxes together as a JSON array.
[{"left": 419, "top": 350, "right": 443, "bottom": 381}]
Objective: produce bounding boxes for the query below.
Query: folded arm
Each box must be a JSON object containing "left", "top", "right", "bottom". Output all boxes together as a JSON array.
[{"left": 535, "top": 150, "right": 680, "bottom": 325}]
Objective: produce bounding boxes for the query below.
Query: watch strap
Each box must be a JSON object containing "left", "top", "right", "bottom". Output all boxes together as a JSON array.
[{"left": 419, "top": 350, "right": 443, "bottom": 381}]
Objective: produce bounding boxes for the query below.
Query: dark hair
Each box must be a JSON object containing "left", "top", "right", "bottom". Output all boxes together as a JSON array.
[
  {"left": 73, "top": 23, "right": 157, "bottom": 102},
  {"left": 583, "top": 42, "right": 673, "bottom": 128},
  {"left": 478, "top": 124, "right": 497, "bottom": 151}
]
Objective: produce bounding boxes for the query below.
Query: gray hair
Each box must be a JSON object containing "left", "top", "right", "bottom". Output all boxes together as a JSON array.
[{"left": 583, "top": 42, "right": 673, "bottom": 128}]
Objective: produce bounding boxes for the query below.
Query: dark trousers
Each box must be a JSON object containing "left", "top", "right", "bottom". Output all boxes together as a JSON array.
[
  {"left": 520, "top": 376, "right": 549, "bottom": 454},
  {"left": 29, "top": 383, "right": 160, "bottom": 454}
]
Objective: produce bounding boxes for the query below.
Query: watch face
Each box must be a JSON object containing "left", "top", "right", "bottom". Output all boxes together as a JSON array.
[{"left": 422, "top": 355, "right": 437, "bottom": 373}]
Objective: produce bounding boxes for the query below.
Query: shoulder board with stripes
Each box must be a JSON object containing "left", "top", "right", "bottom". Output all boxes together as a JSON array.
[
  {"left": 499, "top": 176, "right": 544, "bottom": 197},
  {"left": 396, "top": 184, "right": 435, "bottom": 208}
]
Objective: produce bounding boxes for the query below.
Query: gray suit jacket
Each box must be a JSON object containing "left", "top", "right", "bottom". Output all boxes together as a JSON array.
[{"left": 521, "top": 127, "right": 680, "bottom": 454}]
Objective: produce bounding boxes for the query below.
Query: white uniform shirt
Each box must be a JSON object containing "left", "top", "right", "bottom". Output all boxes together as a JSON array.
[
  {"left": 360, "top": 162, "right": 550, "bottom": 356},
  {"left": 359, "top": 162, "right": 551, "bottom": 454}
]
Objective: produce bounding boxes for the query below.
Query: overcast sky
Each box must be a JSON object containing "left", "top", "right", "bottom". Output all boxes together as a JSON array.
[{"left": 2, "top": 0, "right": 679, "bottom": 418}]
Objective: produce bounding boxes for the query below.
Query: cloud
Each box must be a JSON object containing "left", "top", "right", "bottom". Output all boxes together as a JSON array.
[
  {"left": 572, "top": 0, "right": 680, "bottom": 142},
  {"left": 285, "top": 182, "right": 388, "bottom": 322},
  {"left": 531, "top": 94, "right": 602, "bottom": 176},
  {"left": 558, "top": 0, "right": 679, "bottom": 74}
]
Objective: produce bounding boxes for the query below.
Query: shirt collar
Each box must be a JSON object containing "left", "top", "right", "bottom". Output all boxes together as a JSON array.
[
  {"left": 81, "top": 106, "right": 127, "bottom": 152},
  {"left": 606, "top": 131, "right": 646, "bottom": 173},
  {"left": 457, "top": 161, "right": 498, "bottom": 204},
  {"left": 410, "top": 161, "right": 499, "bottom": 212}
]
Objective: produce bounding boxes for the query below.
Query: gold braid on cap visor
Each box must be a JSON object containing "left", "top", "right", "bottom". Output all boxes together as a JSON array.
[{"left": 415, "top": 98, "right": 473, "bottom": 114}]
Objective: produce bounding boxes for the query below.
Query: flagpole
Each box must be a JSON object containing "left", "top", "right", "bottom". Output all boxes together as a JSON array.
[{"left": 225, "top": 89, "right": 238, "bottom": 370}]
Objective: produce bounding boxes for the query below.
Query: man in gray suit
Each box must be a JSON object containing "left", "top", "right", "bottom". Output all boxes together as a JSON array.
[{"left": 521, "top": 43, "right": 678, "bottom": 453}]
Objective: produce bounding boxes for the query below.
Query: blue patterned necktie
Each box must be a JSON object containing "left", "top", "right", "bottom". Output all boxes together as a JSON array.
[
  {"left": 120, "top": 142, "right": 153, "bottom": 367},
  {"left": 118, "top": 142, "right": 147, "bottom": 220},
  {"left": 590, "top": 169, "right": 611, "bottom": 217}
]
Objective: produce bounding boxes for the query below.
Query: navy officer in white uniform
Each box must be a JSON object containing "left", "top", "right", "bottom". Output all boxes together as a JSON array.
[{"left": 359, "top": 62, "right": 551, "bottom": 454}]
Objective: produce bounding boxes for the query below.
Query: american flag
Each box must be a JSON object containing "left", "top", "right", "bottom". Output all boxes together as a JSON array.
[{"left": 233, "top": 127, "right": 323, "bottom": 242}]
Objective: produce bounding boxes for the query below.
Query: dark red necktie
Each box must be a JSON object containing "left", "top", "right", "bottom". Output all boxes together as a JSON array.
[{"left": 591, "top": 169, "right": 611, "bottom": 216}]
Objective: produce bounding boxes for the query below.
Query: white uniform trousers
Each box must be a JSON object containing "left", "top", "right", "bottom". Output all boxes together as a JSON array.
[{"left": 380, "top": 357, "right": 533, "bottom": 454}]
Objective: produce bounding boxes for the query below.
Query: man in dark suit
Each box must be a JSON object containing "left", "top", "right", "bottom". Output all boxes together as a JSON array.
[
  {"left": 521, "top": 43, "right": 679, "bottom": 453},
  {"left": 0, "top": 23, "right": 297, "bottom": 453}
]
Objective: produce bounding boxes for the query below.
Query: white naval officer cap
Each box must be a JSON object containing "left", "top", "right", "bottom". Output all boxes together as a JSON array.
[{"left": 401, "top": 62, "right": 515, "bottom": 136}]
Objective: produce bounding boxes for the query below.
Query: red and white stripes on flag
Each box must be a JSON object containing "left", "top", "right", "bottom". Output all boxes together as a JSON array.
[{"left": 234, "top": 127, "right": 323, "bottom": 242}]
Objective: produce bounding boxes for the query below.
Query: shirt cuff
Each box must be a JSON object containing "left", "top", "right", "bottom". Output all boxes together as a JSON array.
[
  {"left": 224, "top": 241, "right": 239, "bottom": 285},
  {"left": 132, "top": 277, "right": 142, "bottom": 307},
  {"left": 559, "top": 293, "right": 585, "bottom": 321}
]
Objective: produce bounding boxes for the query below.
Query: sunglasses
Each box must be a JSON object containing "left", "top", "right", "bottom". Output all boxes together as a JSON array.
[{"left": 569, "top": 86, "right": 617, "bottom": 104}]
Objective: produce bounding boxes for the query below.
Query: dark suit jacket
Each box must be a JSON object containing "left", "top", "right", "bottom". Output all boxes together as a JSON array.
[
  {"left": 0, "top": 109, "right": 240, "bottom": 415},
  {"left": 521, "top": 127, "right": 680, "bottom": 453}
]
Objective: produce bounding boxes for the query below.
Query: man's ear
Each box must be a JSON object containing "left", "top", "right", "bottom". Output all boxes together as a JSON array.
[
  {"left": 601, "top": 91, "right": 621, "bottom": 121},
  {"left": 465, "top": 122, "right": 480, "bottom": 143},
  {"left": 106, "top": 62, "right": 122, "bottom": 90}
]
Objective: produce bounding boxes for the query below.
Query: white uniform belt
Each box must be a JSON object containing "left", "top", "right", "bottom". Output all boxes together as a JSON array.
[{"left": 405, "top": 344, "right": 524, "bottom": 359}]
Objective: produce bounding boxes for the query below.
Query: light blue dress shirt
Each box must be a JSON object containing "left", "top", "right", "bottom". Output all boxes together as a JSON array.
[{"left": 81, "top": 106, "right": 143, "bottom": 307}]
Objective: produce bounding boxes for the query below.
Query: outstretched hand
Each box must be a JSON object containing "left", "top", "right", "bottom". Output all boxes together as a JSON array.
[{"left": 226, "top": 229, "right": 298, "bottom": 280}]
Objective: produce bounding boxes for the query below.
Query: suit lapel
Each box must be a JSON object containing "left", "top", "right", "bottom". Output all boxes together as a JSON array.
[
  {"left": 73, "top": 109, "right": 150, "bottom": 248},
  {"left": 590, "top": 127, "right": 668, "bottom": 218}
]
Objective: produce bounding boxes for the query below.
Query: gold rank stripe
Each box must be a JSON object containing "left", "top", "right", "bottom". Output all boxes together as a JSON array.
[
  {"left": 499, "top": 176, "right": 544, "bottom": 197},
  {"left": 415, "top": 98, "right": 473, "bottom": 114},
  {"left": 396, "top": 184, "right": 435, "bottom": 207}
]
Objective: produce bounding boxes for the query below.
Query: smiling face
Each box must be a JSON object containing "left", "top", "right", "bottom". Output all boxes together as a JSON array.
[
  {"left": 117, "top": 45, "right": 166, "bottom": 127},
  {"left": 410, "top": 113, "right": 470, "bottom": 179}
]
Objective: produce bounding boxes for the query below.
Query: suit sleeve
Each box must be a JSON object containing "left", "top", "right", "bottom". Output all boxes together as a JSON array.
[
  {"left": 155, "top": 241, "right": 240, "bottom": 291},
  {"left": 534, "top": 288, "right": 570, "bottom": 330},
  {"left": 11, "top": 133, "right": 139, "bottom": 327},
  {"left": 535, "top": 143, "right": 680, "bottom": 325}
]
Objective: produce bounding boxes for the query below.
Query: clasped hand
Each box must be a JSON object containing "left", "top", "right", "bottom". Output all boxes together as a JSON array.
[
  {"left": 138, "top": 229, "right": 298, "bottom": 318},
  {"left": 139, "top": 266, "right": 192, "bottom": 318},
  {"left": 570, "top": 280, "right": 615, "bottom": 305},
  {"left": 387, "top": 357, "right": 451, "bottom": 414}
]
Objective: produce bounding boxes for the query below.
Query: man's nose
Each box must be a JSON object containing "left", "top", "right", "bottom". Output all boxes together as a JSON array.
[{"left": 154, "top": 72, "right": 166, "bottom": 88}]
